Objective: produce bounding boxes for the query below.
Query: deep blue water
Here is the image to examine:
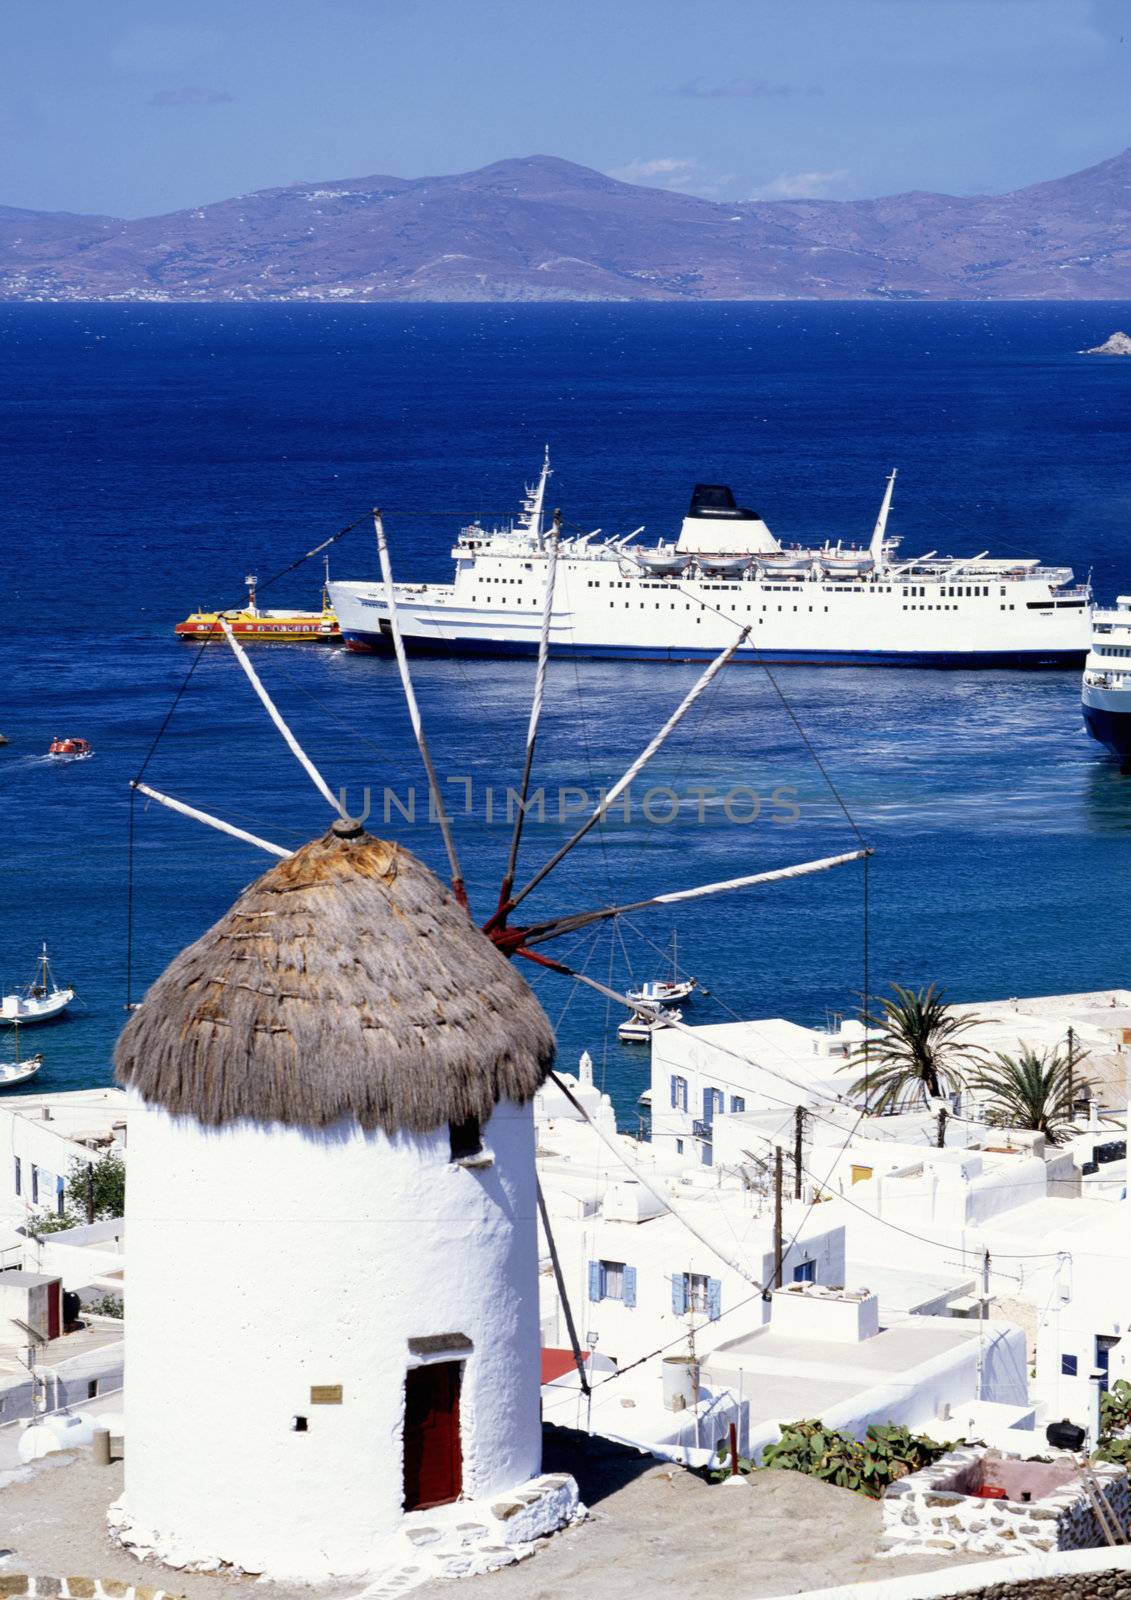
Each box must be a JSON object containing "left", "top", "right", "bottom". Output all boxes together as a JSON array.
[{"left": 2, "top": 301, "right": 1131, "bottom": 1124}]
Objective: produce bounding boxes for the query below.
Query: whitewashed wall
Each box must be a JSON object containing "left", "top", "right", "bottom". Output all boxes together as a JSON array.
[{"left": 120, "top": 1091, "right": 542, "bottom": 1579}]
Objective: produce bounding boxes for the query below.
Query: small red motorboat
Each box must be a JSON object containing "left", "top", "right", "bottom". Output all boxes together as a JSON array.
[{"left": 48, "top": 736, "right": 93, "bottom": 759}]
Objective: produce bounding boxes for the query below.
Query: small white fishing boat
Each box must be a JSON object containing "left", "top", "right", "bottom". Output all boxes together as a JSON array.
[
  {"left": 0, "top": 1022, "right": 44, "bottom": 1087},
  {"left": 0, "top": 1054, "right": 44, "bottom": 1087},
  {"left": 626, "top": 977, "right": 696, "bottom": 1005},
  {"left": 618, "top": 1005, "right": 682, "bottom": 1044},
  {"left": 626, "top": 937, "right": 697, "bottom": 1008},
  {"left": 0, "top": 944, "right": 75, "bottom": 1025}
]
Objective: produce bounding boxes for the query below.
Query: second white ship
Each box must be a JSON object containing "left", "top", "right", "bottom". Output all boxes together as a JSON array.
[{"left": 330, "top": 455, "right": 1090, "bottom": 667}]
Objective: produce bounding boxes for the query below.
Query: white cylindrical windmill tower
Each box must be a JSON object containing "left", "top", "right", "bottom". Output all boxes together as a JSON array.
[{"left": 112, "top": 818, "right": 557, "bottom": 1577}]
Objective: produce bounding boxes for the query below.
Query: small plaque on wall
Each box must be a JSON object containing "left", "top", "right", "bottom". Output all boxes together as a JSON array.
[{"left": 310, "top": 1385, "right": 343, "bottom": 1405}]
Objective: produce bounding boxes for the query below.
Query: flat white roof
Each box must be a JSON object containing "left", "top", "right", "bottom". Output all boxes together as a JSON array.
[{"left": 0, "top": 1086, "right": 127, "bottom": 1137}]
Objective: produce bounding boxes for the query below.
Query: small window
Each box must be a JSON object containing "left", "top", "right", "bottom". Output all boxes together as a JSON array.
[
  {"left": 685, "top": 1272, "right": 710, "bottom": 1312},
  {"left": 675, "top": 1138, "right": 684, "bottom": 1154},
  {"left": 87, "top": 1379, "right": 99, "bottom": 1399},
  {"left": 730, "top": 1096, "right": 745, "bottom": 1113},
  {"left": 1062, "top": 1354, "right": 1078, "bottom": 1377},
  {"left": 589, "top": 1259, "right": 636, "bottom": 1306},
  {"left": 14, "top": 1156, "right": 21, "bottom": 1197},
  {"left": 675, "top": 1272, "right": 721, "bottom": 1318},
  {"left": 449, "top": 1116, "right": 482, "bottom": 1162},
  {"left": 793, "top": 1260, "right": 816, "bottom": 1283},
  {"left": 601, "top": 1261, "right": 625, "bottom": 1300},
  {"left": 670, "top": 1075, "right": 688, "bottom": 1112}
]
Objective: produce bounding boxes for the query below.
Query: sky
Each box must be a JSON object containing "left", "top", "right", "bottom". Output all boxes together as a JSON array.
[{"left": 1, "top": 0, "right": 1129, "bottom": 218}]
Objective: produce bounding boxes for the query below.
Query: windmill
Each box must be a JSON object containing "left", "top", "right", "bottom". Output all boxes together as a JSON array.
[{"left": 129, "top": 505, "right": 871, "bottom": 1050}]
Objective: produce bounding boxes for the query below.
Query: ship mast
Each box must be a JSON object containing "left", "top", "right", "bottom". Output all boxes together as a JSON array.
[
  {"left": 868, "top": 469, "right": 897, "bottom": 573},
  {"left": 519, "top": 445, "right": 552, "bottom": 547}
]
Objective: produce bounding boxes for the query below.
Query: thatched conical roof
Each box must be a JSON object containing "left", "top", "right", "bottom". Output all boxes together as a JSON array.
[{"left": 115, "top": 821, "right": 555, "bottom": 1133}]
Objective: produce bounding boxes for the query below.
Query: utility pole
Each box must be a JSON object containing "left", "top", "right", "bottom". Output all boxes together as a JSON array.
[
  {"left": 773, "top": 1145, "right": 784, "bottom": 1289},
  {"left": 937, "top": 1106, "right": 948, "bottom": 1149},
  {"left": 976, "top": 1249, "right": 991, "bottom": 1400},
  {"left": 1066, "top": 1025, "right": 1075, "bottom": 1116},
  {"left": 794, "top": 1107, "right": 805, "bottom": 1200}
]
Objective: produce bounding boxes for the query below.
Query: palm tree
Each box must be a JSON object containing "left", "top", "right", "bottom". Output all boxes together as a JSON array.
[
  {"left": 843, "top": 982, "right": 984, "bottom": 1114},
  {"left": 965, "top": 1045, "right": 1096, "bottom": 1145}
]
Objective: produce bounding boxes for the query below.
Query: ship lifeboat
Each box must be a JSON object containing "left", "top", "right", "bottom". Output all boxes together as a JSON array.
[
  {"left": 696, "top": 553, "right": 752, "bottom": 577},
  {"left": 48, "top": 737, "right": 93, "bottom": 759},
  {"left": 755, "top": 551, "right": 815, "bottom": 576},
  {"left": 633, "top": 545, "right": 691, "bottom": 577},
  {"left": 818, "top": 546, "right": 873, "bottom": 576}
]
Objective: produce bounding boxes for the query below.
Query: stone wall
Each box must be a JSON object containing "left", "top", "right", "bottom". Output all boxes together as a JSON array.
[
  {"left": 760, "top": 1544, "right": 1131, "bottom": 1599},
  {"left": 952, "top": 1577, "right": 1131, "bottom": 1598},
  {"left": 0, "top": 1579, "right": 181, "bottom": 1600},
  {"left": 882, "top": 1446, "right": 1128, "bottom": 1558}
]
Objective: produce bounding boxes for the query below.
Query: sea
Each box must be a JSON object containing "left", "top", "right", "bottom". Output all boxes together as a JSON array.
[{"left": 2, "top": 300, "right": 1130, "bottom": 1126}]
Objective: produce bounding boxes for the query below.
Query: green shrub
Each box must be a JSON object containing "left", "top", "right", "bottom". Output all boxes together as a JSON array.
[
  {"left": 714, "top": 1418, "right": 950, "bottom": 1498},
  {"left": 82, "top": 1293, "right": 123, "bottom": 1319}
]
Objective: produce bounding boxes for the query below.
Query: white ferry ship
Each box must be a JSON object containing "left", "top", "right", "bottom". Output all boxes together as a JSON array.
[
  {"left": 330, "top": 455, "right": 1090, "bottom": 668},
  {"left": 1082, "top": 595, "right": 1131, "bottom": 766}
]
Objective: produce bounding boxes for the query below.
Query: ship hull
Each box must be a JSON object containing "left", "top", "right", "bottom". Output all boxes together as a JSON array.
[
  {"left": 1082, "top": 690, "right": 1131, "bottom": 761},
  {"left": 343, "top": 627, "right": 1083, "bottom": 669}
]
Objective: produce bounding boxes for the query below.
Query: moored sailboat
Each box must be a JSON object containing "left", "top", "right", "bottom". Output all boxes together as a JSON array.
[{"left": 1, "top": 943, "right": 75, "bottom": 1025}]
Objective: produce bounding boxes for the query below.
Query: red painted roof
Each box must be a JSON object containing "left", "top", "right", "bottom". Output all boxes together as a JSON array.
[{"left": 541, "top": 1347, "right": 589, "bottom": 1385}]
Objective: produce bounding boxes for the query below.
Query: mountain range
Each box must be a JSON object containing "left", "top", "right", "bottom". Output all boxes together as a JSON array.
[{"left": 2, "top": 150, "right": 1130, "bottom": 303}]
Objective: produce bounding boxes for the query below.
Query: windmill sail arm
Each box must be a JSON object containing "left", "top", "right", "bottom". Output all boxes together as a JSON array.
[
  {"left": 131, "top": 781, "right": 292, "bottom": 858},
  {"left": 374, "top": 511, "right": 468, "bottom": 908},
  {"left": 218, "top": 620, "right": 341, "bottom": 813},
  {"left": 498, "top": 512, "right": 561, "bottom": 914},
  {"left": 487, "top": 628, "right": 751, "bottom": 929},
  {"left": 520, "top": 848, "right": 870, "bottom": 945}
]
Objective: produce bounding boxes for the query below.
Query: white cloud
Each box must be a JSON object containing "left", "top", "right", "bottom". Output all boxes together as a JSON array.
[
  {"left": 748, "top": 169, "right": 848, "bottom": 201},
  {"left": 607, "top": 157, "right": 735, "bottom": 197}
]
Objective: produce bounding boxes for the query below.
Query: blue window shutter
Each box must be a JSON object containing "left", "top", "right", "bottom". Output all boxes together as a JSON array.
[
  {"left": 672, "top": 1273, "right": 688, "bottom": 1315},
  {"left": 588, "top": 1260, "right": 603, "bottom": 1302},
  {"left": 623, "top": 1266, "right": 637, "bottom": 1308},
  {"left": 14, "top": 1157, "right": 20, "bottom": 1197},
  {"left": 670, "top": 1075, "right": 678, "bottom": 1109},
  {"left": 56, "top": 1175, "right": 66, "bottom": 1217},
  {"left": 31, "top": 1165, "right": 38, "bottom": 1205},
  {"left": 707, "top": 1278, "right": 722, "bottom": 1321},
  {"left": 702, "top": 1088, "right": 713, "bottom": 1125}
]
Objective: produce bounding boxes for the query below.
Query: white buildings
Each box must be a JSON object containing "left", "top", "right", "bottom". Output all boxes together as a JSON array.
[
  {"left": 109, "top": 819, "right": 574, "bottom": 1580},
  {"left": 543, "top": 985, "right": 1131, "bottom": 1459},
  {"left": 0, "top": 1087, "right": 127, "bottom": 1231}
]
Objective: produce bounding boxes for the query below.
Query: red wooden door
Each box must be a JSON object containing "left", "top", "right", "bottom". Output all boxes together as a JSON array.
[
  {"left": 46, "top": 1282, "right": 61, "bottom": 1341},
  {"left": 403, "top": 1361, "right": 462, "bottom": 1511}
]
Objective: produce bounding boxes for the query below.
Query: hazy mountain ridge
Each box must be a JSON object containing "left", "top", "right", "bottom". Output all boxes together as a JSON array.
[{"left": 2, "top": 150, "right": 1130, "bottom": 302}]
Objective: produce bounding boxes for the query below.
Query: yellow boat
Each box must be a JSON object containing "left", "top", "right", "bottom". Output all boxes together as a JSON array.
[{"left": 176, "top": 570, "right": 340, "bottom": 643}]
